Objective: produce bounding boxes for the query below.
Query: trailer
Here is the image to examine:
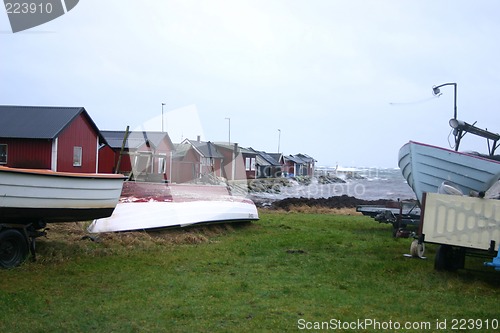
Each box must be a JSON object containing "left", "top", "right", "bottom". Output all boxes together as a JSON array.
[
  {"left": 0, "top": 166, "right": 125, "bottom": 268},
  {"left": 357, "top": 199, "right": 421, "bottom": 237},
  {"left": 418, "top": 192, "right": 500, "bottom": 271}
]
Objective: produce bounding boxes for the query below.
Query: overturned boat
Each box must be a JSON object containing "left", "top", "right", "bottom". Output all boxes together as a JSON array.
[{"left": 87, "top": 181, "right": 259, "bottom": 233}]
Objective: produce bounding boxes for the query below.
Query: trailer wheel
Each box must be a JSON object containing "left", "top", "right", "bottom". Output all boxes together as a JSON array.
[
  {"left": 434, "top": 245, "right": 453, "bottom": 271},
  {"left": 0, "top": 229, "right": 29, "bottom": 269}
]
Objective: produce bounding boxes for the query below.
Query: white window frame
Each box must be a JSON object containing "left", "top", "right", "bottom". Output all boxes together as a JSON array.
[
  {"left": 158, "top": 154, "right": 166, "bottom": 174},
  {"left": 73, "top": 146, "right": 82, "bottom": 167},
  {"left": 0, "top": 144, "right": 7, "bottom": 164},
  {"left": 245, "top": 157, "right": 255, "bottom": 171}
]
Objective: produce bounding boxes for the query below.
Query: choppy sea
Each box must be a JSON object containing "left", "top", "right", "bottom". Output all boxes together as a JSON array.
[{"left": 251, "top": 167, "right": 416, "bottom": 202}]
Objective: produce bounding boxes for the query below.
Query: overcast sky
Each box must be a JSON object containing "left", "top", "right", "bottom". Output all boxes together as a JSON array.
[{"left": 1, "top": 0, "right": 499, "bottom": 168}]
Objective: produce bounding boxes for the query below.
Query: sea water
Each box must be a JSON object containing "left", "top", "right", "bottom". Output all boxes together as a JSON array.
[{"left": 251, "top": 167, "right": 416, "bottom": 202}]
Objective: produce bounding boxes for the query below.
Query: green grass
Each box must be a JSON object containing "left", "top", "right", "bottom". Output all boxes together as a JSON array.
[{"left": 1, "top": 211, "right": 499, "bottom": 332}]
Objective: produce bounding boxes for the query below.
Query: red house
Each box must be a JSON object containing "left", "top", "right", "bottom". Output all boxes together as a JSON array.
[
  {"left": 214, "top": 143, "right": 258, "bottom": 180},
  {"left": 98, "top": 130, "right": 174, "bottom": 181},
  {"left": 172, "top": 138, "right": 224, "bottom": 183},
  {"left": 0, "top": 105, "right": 105, "bottom": 173}
]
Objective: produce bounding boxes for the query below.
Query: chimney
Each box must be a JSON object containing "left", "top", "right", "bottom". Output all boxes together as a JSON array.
[{"left": 197, "top": 135, "right": 201, "bottom": 142}]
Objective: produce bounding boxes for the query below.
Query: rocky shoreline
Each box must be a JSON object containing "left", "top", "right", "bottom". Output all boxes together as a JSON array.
[
  {"left": 243, "top": 176, "right": 392, "bottom": 210},
  {"left": 249, "top": 193, "right": 391, "bottom": 210},
  {"left": 267, "top": 195, "right": 390, "bottom": 210}
]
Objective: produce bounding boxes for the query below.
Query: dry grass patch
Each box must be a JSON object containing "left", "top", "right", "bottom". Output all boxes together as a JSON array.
[
  {"left": 33, "top": 221, "right": 250, "bottom": 264},
  {"left": 263, "top": 205, "right": 361, "bottom": 215}
]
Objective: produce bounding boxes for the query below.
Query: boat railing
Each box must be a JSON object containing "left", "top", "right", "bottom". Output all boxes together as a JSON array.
[{"left": 450, "top": 118, "right": 500, "bottom": 157}]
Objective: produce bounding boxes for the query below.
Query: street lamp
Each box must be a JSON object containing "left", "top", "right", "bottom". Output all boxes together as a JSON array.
[
  {"left": 277, "top": 129, "right": 281, "bottom": 153},
  {"left": 432, "top": 82, "right": 457, "bottom": 119},
  {"left": 161, "top": 103, "right": 166, "bottom": 132},
  {"left": 225, "top": 117, "right": 231, "bottom": 144}
]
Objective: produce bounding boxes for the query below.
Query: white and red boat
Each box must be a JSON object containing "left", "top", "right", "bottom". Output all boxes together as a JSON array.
[
  {"left": 87, "top": 181, "right": 259, "bottom": 233},
  {"left": 0, "top": 166, "right": 126, "bottom": 268},
  {"left": 0, "top": 166, "right": 126, "bottom": 224}
]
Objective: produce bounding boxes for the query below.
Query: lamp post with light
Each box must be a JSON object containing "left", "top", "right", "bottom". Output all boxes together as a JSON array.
[
  {"left": 432, "top": 82, "right": 457, "bottom": 120},
  {"left": 277, "top": 129, "right": 281, "bottom": 153},
  {"left": 161, "top": 103, "right": 166, "bottom": 132},
  {"left": 225, "top": 117, "right": 231, "bottom": 144}
]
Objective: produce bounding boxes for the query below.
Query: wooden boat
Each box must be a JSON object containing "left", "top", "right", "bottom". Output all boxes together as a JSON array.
[
  {"left": 87, "top": 182, "right": 259, "bottom": 233},
  {"left": 0, "top": 166, "right": 126, "bottom": 224},
  {"left": 398, "top": 141, "right": 500, "bottom": 204}
]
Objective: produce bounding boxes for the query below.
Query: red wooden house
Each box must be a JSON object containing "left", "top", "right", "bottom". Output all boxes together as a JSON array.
[
  {"left": 214, "top": 143, "right": 258, "bottom": 180},
  {"left": 172, "top": 138, "right": 224, "bottom": 183},
  {"left": 99, "top": 130, "right": 174, "bottom": 181},
  {"left": 0, "top": 105, "right": 105, "bottom": 173}
]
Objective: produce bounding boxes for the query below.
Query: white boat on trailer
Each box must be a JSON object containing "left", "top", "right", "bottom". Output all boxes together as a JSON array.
[
  {"left": 398, "top": 83, "right": 500, "bottom": 266},
  {"left": 0, "top": 166, "right": 126, "bottom": 268},
  {"left": 0, "top": 166, "right": 126, "bottom": 223},
  {"left": 88, "top": 181, "right": 259, "bottom": 233},
  {"left": 399, "top": 141, "right": 500, "bottom": 204}
]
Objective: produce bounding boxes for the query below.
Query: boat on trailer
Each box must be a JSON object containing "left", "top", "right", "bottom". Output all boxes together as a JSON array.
[
  {"left": 398, "top": 83, "right": 500, "bottom": 267},
  {"left": 399, "top": 115, "right": 500, "bottom": 205},
  {"left": 87, "top": 181, "right": 259, "bottom": 233},
  {"left": 398, "top": 141, "right": 500, "bottom": 204},
  {"left": 0, "top": 166, "right": 126, "bottom": 268}
]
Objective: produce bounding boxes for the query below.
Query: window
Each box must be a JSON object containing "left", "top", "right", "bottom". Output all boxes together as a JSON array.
[
  {"left": 0, "top": 144, "right": 6, "bottom": 164},
  {"left": 158, "top": 156, "right": 166, "bottom": 174},
  {"left": 245, "top": 157, "right": 255, "bottom": 171},
  {"left": 73, "top": 146, "right": 82, "bottom": 166},
  {"left": 201, "top": 157, "right": 214, "bottom": 166}
]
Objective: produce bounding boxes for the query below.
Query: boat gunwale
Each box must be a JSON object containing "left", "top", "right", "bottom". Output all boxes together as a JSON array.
[
  {"left": 404, "top": 141, "right": 500, "bottom": 165},
  {"left": 0, "top": 166, "right": 127, "bottom": 180}
]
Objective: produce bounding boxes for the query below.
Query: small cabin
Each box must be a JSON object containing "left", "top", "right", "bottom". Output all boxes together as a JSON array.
[{"left": 0, "top": 105, "right": 105, "bottom": 173}]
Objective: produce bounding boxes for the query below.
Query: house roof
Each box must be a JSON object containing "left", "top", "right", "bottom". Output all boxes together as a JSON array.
[
  {"left": 283, "top": 155, "right": 305, "bottom": 164},
  {"left": 295, "top": 153, "right": 317, "bottom": 163},
  {"left": 101, "top": 130, "right": 173, "bottom": 150},
  {"left": 182, "top": 139, "right": 224, "bottom": 159},
  {"left": 172, "top": 143, "right": 191, "bottom": 159},
  {"left": 248, "top": 148, "right": 281, "bottom": 166},
  {"left": 0, "top": 105, "right": 102, "bottom": 140},
  {"left": 213, "top": 143, "right": 258, "bottom": 156},
  {"left": 268, "top": 153, "right": 282, "bottom": 162}
]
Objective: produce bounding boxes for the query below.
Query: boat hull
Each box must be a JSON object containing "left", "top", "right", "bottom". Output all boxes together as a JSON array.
[
  {"left": 87, "top": 199, "right": 259, "bottom": 233},
  {"left": 88, "top": 181, "right": 259, "bottom": 232},
  {"left": 0, "top": 166, "right": 125, "bottom": 224},
  {"left": 398, "top": 141, "right": 500, "bottom": 203}
]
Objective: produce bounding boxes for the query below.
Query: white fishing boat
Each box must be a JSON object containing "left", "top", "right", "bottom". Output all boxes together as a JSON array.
[
  {"left": 398, "top": 141, "right": 500, "bottom": 204},
  {"left": 87, "top": 182, "right": 259, "bottom": 233},
  {"left": 0, "top": 166, "right": 126, "bottom": 223}
]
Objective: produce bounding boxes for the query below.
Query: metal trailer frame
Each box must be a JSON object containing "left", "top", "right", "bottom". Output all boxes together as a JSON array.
[
  {"left": 0, "top": 220, "right": 47, "bottom": 268},
  {"left": 357, "top": 200, "right": 421, "bottom": 237}
]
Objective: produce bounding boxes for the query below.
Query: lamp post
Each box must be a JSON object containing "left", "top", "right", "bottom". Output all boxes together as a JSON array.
[
  {"left": 277, "top": 129, "right": 281, "bottom": 153},
  {"left": 225, "top": 117, "right": 231, "bottom": 144},
  {"left": 432, "top": 82, "right": 457, "bottom": 119},
  {"left": 161, "top": 103, "right": 166, "bottom": 132}
]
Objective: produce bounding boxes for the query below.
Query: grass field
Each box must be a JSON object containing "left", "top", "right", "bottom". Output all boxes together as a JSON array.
[{"left": 1, "top": 209, "right": 499, "bottom": 332}]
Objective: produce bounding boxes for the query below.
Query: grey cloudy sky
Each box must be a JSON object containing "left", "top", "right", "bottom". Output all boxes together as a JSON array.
[{"left": 1, "top": 0, "right": 499, "bottom": 168}]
